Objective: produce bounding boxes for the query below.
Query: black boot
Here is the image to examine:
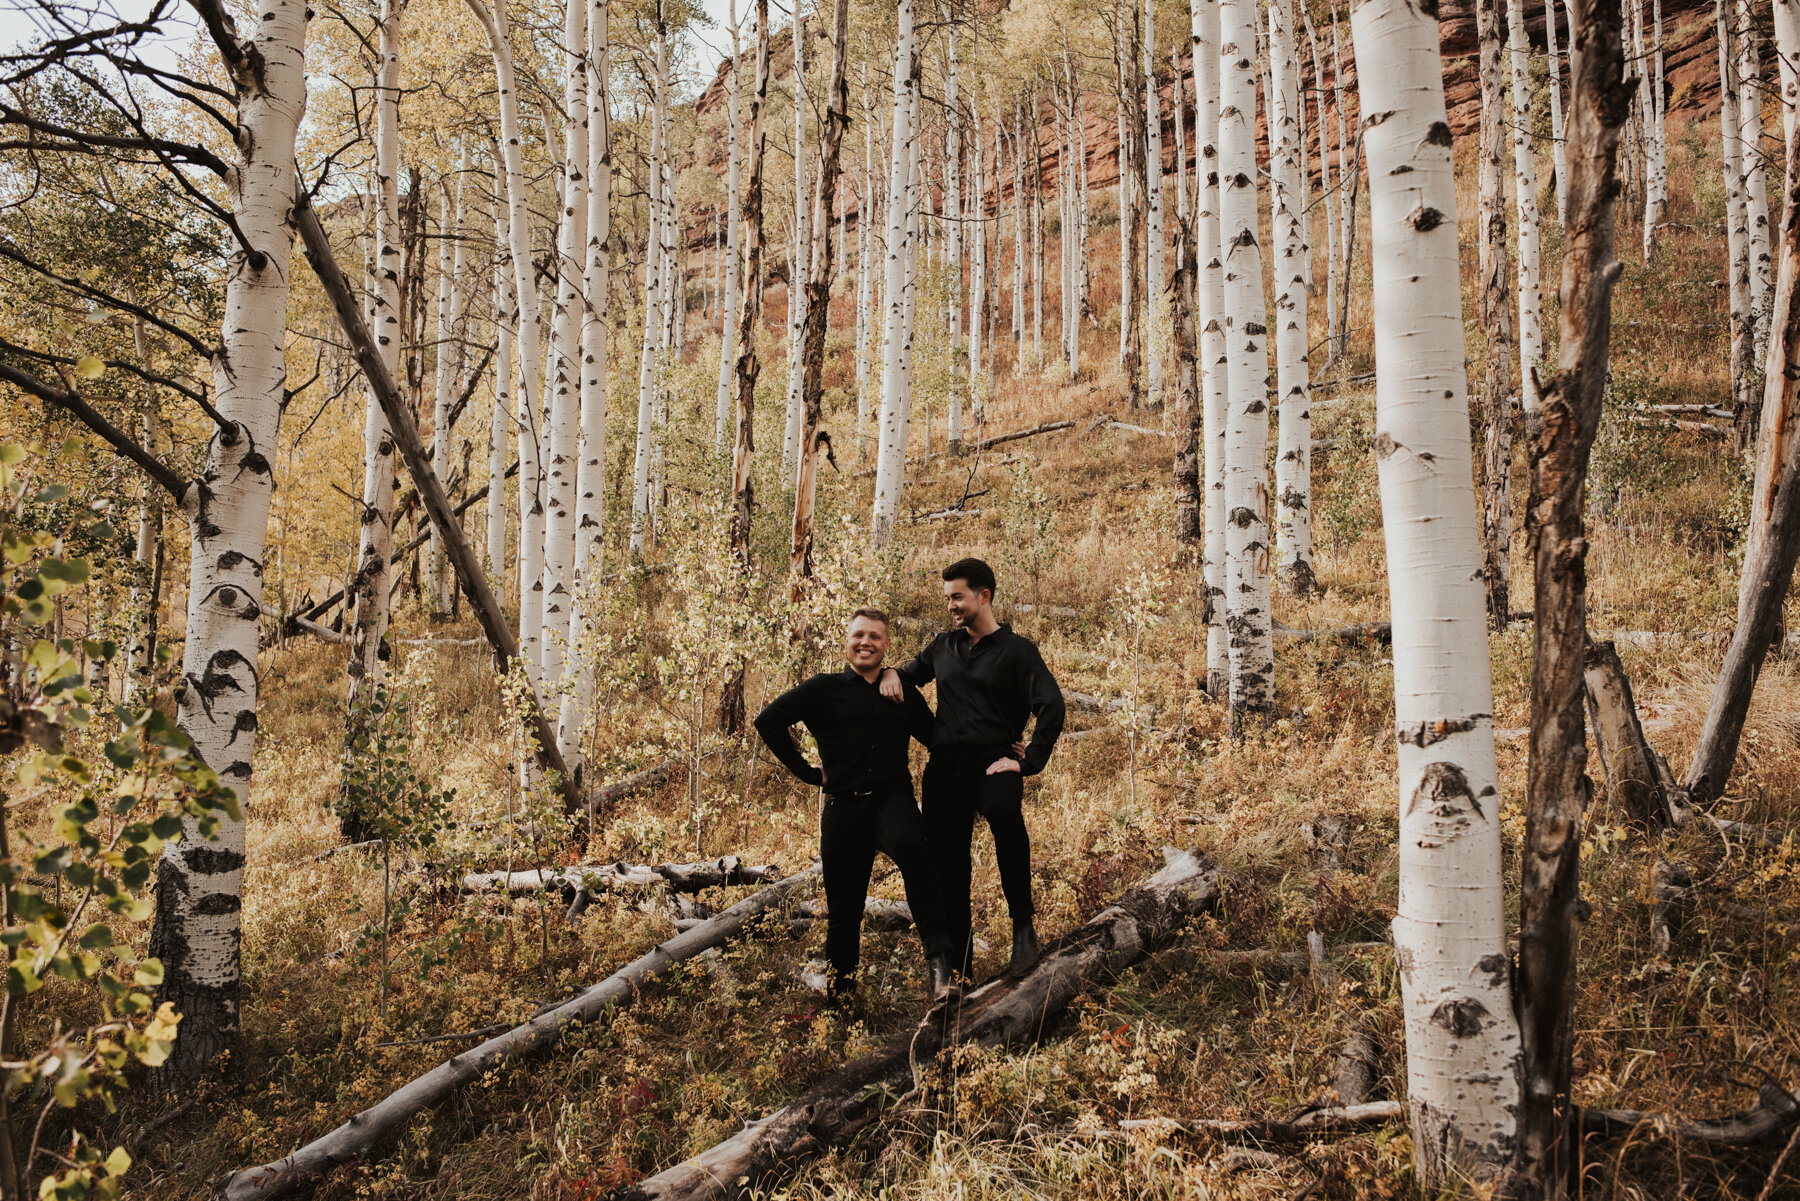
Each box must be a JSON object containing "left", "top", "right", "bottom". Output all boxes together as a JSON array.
[
  {"left": 928, "top": 953, "right": 960, "bottom": 1003},
  {"left": 1008, "top": 920, "right": 1040, "bottom": 976}
]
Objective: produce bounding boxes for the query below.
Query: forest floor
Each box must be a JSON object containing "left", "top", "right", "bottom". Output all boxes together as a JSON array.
[{"left": 28, "top": 125, "right": 1800, "bottom": 1198}]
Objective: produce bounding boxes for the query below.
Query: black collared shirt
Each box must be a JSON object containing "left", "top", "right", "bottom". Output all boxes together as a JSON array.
[
  {"left": 754, "top": 667, "right": 935, "bottom": 794},
  {"left": 896, "top": 623, "right": 1066, "bottom": 775}
]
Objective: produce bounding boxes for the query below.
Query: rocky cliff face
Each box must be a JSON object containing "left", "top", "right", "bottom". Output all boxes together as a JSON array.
[{"left": 691, "top": 0, "right": 1755, "bottom": 220}]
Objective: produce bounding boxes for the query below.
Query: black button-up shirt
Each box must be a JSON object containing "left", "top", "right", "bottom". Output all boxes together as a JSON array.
[
  {"left": 754, "top": 667, "right": 934, "bottom": 795},
  {"left": 895, "top": 623, "right": 1066, "bottom": 775}
]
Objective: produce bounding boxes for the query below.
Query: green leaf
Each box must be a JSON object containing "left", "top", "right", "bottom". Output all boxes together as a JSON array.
[
  {"left": 0, "top": 444, "right": 24, "bottom": 464},
  {"left": 104, "top": 1147, "right": 130, "bottom": 1176},
  {"left": 132, "top": 959, "right": 162, "bottom": 987},
  {"left": 77, "top": 924, "right": 112, "bottom": 950},
  {"left": 73, "top": 355, "right": 105, "bottom": 380},
  {"left": 38, "top": 559, "right": 89, "bottom": 586}
]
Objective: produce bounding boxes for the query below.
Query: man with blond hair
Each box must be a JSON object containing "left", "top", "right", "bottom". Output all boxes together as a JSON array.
[{"left": 755, "top": 607, "right": 957, "bottom": 1006}]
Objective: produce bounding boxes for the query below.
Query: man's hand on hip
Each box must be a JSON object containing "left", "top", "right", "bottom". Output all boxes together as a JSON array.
[
  {"left": 986, "top": 757, "right": 1022, "bottom": 775},
  {"left": 878, "top": 668, "right": 904, "bottom": 702}
]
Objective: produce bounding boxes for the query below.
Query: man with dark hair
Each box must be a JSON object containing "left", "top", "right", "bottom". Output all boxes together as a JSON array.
[
  {"left": 879, "top": 557, "right": 1066, "bottom": 977},
  {"left": 755, "top": 608, "right": 958, "bottom": 1006}
]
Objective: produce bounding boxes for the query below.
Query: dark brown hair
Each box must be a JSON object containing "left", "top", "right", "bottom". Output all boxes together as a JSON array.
[{"left": 942, "top": 557, "right": 997, "bottom": 598}]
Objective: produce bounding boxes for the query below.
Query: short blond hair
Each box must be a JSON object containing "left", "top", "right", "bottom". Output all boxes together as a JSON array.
[{"left": 848, "top": 606, "right": 890, "bottom": 629}]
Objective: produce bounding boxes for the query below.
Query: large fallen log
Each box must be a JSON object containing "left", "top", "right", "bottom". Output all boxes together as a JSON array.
[
  {"left": 610, "top": 847, "right": 1220, "bottom": 1201},
  {"left": 215, "top": 864, "right": 823, "bottom": 1201}
]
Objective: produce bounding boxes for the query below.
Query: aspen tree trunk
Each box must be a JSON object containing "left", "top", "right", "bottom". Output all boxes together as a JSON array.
[
  {"left": 1174, "top": 207, "right": 1201, "bottom": 548},
  {"left": 944, "top": 23, "right": 965, "bottom": 448},
  {"left": 1778, "top": 0, "right": 1800, "bottom": 155},
  {"left": 870, "top": 0, "right": 917, "bottom": 549},
  {"left": 716, "top": 0, "right": 742, "bottom": 451},
  {"left": 652, "top": 78, "right": 675, "bottom": 524},
  {"left": 428, "top": 180, "right": 454, "bottom": 616},
  {"left": 856, "top": 69, "right": 874, "bottom": 423},
  {"left": 430, "top": 149, "right": 473, "bottom": 620},
  {"left": 1173, "top": 47, "right": 1187, "bottom": 241},
  {"left": 1077, "top": 83, "right": 1092, "bottom": 328},
  {"left": 1645, "top": 0, "right": 1666, "bottom": 259},
  {"left": 1013, "top": 115, "right": 1027, "bottom": 357},
  {"left": 1305, "top": 10, "right": 1339, "bottom": 356},
  {"left": 1688, "top": 13, "right": 1800, "bottom": 808},
  {"left": 1331, "top": 7, "right": 1352, "bottom": 363},
  {"left": 791, "top": 0, "right": 850, "bottom": 580},
  {"left": 150, "top": 0, "right": 308, "bottom": 1089},
  {"left": 1193, "top": 0, "right": 1228, "bottom": 696},
  {"left": 559, "top": 0, "right": 612, "bottom": 773},
  {"left": 1144, "top": 0, "right": 1165, "bottom": 408},
  {"left": 1515, "top": 0, "right": 1631, "bottom": 1186},
  {"left": 1121, "top": 33, "right": 1146, "bottom": 408},
  {"left": 1031, "top": 108, "right": 1044, "bottom": 368},
  {"left": 1061, "top": 72, "right": 1077, "bottom": 381},
  {"left": 1220, "top": 0, "right": 1273, "bottom": 728},
  {"left": 1507, "top": 0, "right": 1543, "bottom": 411},
  {"left": 972, "top": 89, "right": 986, "bottom": 389},
  {"left": 730, "top": 0, "right": 770, "bottom": 562},
  {"left": 1355, "top": 0, "right": 1523, "bottom": 1181},
  {"left": 468, "top": 0, "right": 549, "bottom": 681},
  {"left": 1117, "top": 66, "right": 1130, "bottom": 370},
  {"left": 1741, "top": 0, "right": 1772, "bottom": 333},
  {"left": 1721, "top": 3, "right": 1758, "bottom": 451},
  {"left": 783, "top": 10, "right": 810, "bottom": 489},
  {"left": 347, "top": 0, "right": 406, "bottom": 713},
  {"left": 487, "top": 195, "right": 512, "bottom": 584},
  {"left": 536, "top": 0, "right": 586, "bottom": 695},
  {"left": 1548, "top": 0, "right": 1569, "bottom": 226},
  {"left": 631, "top": 15, "right": 670, "bottom": 559},
  {"left": 1270, "top": 0, "right": 1314, "bottom": 597},
  {"left": 1477, "top": 0, "right": 1517, "bottom": 629}
]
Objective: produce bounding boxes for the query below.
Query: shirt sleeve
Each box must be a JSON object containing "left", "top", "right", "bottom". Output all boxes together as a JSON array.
[
  {"left": 904, "top": 682, "right": 935, "bottom": 748},
  {"left": 893, "top": 635, "right": 938, "bottom": 686},
  {"left": 753, "top": 679, "right": 825, "bottom": 787},
  {"left": 1018, "top": 642, "right": 1066, "bottom": 776}
]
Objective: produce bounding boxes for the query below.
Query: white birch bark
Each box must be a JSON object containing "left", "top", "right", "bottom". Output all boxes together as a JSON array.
[
  {"left": 1117, "top": 82, "right": 1129, "bottom": 368},
  {"left": 1778, "top": 0, "right": 1800, "bottom": 157},
  {"left": 1193, "top": 0, "right": 1228, "bottom": 697},
  {"left": 971, "top": 87, "right": 986, "bottom": 388},
  {"left": 1076, "top": 80, "right": 1092, "bottom": 328},
  {"left": 1331, "top": 7, "right": 1352, "bottom": 360},
  {"left": 1144, "top": 0, "right": 1166, "bottom": 407},
  {"left": 1305, "top": 9, "right": 1339, "bottom": 355},
  {"left": 946, "top": 24, "right": 965, "bottom": 447},
  {"left": 856, "top": 67, "right": 874, "bottom": 423},
  {"left": 348, "top": 0, "right": 405, "bottom": 703},
  {"left": 1354, "top": 0, "right": 1523, "bottom": 1179},
  {"left": 870, "top": 0, "right": 917, "bottom": 548},
  {"left": 1648, "top": 0, "right": 1666, "bottom": 252},
  {"left": 560, "top": 0, "right": 611, "bottom": 772},
  {"left": 1741, "top": 0, "right": 1773, "bottom": 330},
  {"left": 487, "top": 203, "right": 512, "bottom": 584},
  {"left": 1220, "top": 0, "right": 1273, "bottom": 725},
  {"left": 716, "top": 0, "right": 742, "bottom": 450},
  {"left": 1546, "top": 0, "right": 1568, "bottom": 226},
  {"left": 1030, "top": 115, "right": 1043, "bottom": 367},
  {"left": 1507, "top": 0, "right": 1543, "bottom": 410},
  {"left": 151, "top": 0, "right": 308, "bottom": 1085},
  {"left": 783, "top": 10, "right": 810, "bottom": 488},
  {"left": 429, "top": 147, "right": 473, "bottom": 618},
  {"left": 1270, "top": 0, "right": 1313, "bottom": 596},
  {"left": 631, "top": 27, "right": 668, "bottom": 558},
  {"left": 468, "top": 0, "right": 548, "bottom": 681},
  {"left": 1014, "top": 116, "right": 1027, "bottom": 354}
]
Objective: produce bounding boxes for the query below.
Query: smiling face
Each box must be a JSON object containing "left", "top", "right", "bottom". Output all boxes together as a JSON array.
[
  {"left": 944, "top": 577, "right": 992, "bottom": 628},
  {"left": 844, "top": 615, "right": 890, "bottom": 671}
]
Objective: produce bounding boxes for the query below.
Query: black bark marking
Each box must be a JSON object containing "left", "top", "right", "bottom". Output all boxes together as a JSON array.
[
  {"left": 1477, "top": 953, "right": 1509, "bottom": 987},
  {"left": 1429, "top": 996, "right": 1488, "bottom": 1039},
  {"left": 1410, "top": 206, "right": 1446, "bottom": 232},
  {"left": 1396, "top": 716, "right": 1483, "bottom": 747},
  {"left": 1425, "top": 121, "right": 1453, "bottom": 147},
  {"left": 185, "top": 845, "right": 246, "bottom": 875},
  {"left": 1404, "top": 760, "right": 1489, "bottom": 821},
  {"left": 194, "top": 892, "right": 243, "bottom": 916}
]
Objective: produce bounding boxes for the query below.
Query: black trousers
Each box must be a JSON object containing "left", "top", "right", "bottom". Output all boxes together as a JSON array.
[
  {"left": 818, "top": 783, "right": 949, "bottom": 982},
  {"left": 921, "top": 751, "right": 1034, "bottom": 971}
]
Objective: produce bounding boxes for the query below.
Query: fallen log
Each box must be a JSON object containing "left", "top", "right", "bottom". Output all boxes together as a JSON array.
[
  {"left": 609, "top": 847, "right": 1221, "bottom": 1201},
  {"left": 1580, "top": 1078, "right": 1800, "bottom": 1146},
  {"left": 214, "top": 863, "right": 824, "bottom": 1201},
  {"left": 463, "top": 857, "right": 782, "bottom": 899},
  {"left": 1622, "top": 413, "right": 1727, "bottom": 437},
  {"left": 912, "top": 506, "right": 982, "bottom": 522},
  {"left": 1117, "top": 1100, "right": 1404, "bottom": 1142}
]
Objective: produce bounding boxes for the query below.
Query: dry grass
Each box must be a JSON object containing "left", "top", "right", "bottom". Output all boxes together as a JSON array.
[{"left": 12, "top": 114, "right": 1797, "bottom": 1200}]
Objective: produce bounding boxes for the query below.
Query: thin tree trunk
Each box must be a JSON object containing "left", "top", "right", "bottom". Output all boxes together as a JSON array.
[
  {"left": 791, "top": 0, "right": 850, "bottom": 581},
  {"left": 1173, "top": 200, "right": 1201, "bottom": 547},
  {"left": 1220, "top": 0, "right": 1272, "bottom": 728},
  {"left": 1515, "top": 0, "right": 1631, "bottom": 1188},
  {"left": 1478, "top": 0, "right": 1517, "bottom": 630},
  {"left": 870, "top": 0, "right": 919, "bottom": 549},
  {"left": 1548, "top": 0, "right": 1569, "bottom": 225},
  {"left": 944, "top": 22, "right": 965, "bottom": 447},
  {"left": 1144, "top": 0, "right": 1165, "bottom": 407},
  {"left": 715, "top": 0, "right": 743, "bottom": 450},
  {"left": 1355, "top": 0, "right": 1524, "bottom": 1182},
  {"left": 783, "top": 9, "right": 810, "bottom": 490},
  {"left": 1741, "top": 0, "right": 1773, "bottom": 338},
  {"left": 1508, "top": 0, "right": 1544, "bottom": 410},
  {"left": 1271, "top": 0, "right": 1314, "bottom": 597},
  {"left": 1687, "top": 14, "right": 1800, "bottom": 807},
  {"left": 1722, "top": 1, "right": 1758, "bottom": 452},
  {"left": 150, "top": 0, "right": 309, "bottom": 1089},
  {"left": 486, "top": 184, "right": 512, "bottom": 584},
  {"left": 1305, "top": 9, "right": 1339, "bottom": 359},
  {"left": 427, "top": 154, "right": 469, "bottom": 620},
  {"left": 1330, "top": 6, "right": 1352, "bottom": 362},
  {"left": 856, "top": 66, "right": 874, "bottom": 423},
  {"left": 631, "top": 16, "right": 670, "bottom": 558}
]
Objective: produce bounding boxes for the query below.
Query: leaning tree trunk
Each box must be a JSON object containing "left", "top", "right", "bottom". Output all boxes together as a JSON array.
[
  {"left": 1270, "top": 0, "right": 1315, "bottom": 597},
  {"left": 1687, "top": 8, "right": 1800, "bottom": 808},
  {"left": 467, "top": 0, "right": 548, "bottom": 683},
  {"left": 1219, "top": 0, "right": 1273, "bottom": 730},
  {"left": 1477, "top": 0, "right": 1516, "bottom": 630},
  {"left": 1515, "top": 0, "right": 1631, "bottom": 1191},
  {"left": 870, "top": 0, "right": 919, "bottom": 550},
  {"left": 790, "top": 0, "right": 850, "bottom": 582},
  {"left": 1193, "top": 0, "right": 1228, "bottom": 697},
  {"left": 346, "top": 0, "right": 406, "bottom": 716},
  {"left": 1354, "top": 0, "right": 1524, "bottom": 1184},
  {"left": 557, "top": 0, "right": 612, "bottom": 778},
  {"left": 150, "top": 0, "right": 309, "bottom": 1090}
]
